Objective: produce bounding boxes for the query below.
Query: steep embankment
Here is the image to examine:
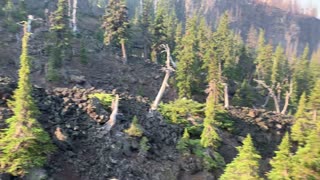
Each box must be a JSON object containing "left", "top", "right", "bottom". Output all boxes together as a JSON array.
[{"left": 0, "top": 77, "right": 293, "bottom": 180}]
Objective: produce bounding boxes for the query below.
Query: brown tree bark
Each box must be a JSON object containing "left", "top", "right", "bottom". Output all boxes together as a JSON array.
[{"left": 121, "top": 39, "right": 128, "bottom": 64}]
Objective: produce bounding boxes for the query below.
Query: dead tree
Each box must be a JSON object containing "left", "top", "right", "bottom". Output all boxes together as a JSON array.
[
  {"left": 68, "top": 0, "right": 72, "bottom": 28},
  {"left": 72, "top": 0, "right": 77, "bottom": 33},
  {"left": 106, "top": 94, "right": 119, "bottom": 131},
  {"left": 150, "top": 44, "right": 175, "bottom": 111},
  {"left": 254, "top": 79, "right": 280, "bottom": 113},
  {"left": 281, "top": 80, "right": 293, "bottom": 114},
  {"left": 254, "top": 79, "right": 293, "bottom": 114},
  {"left": 222, "top": 83, "right": 229, "bottom": 109}
]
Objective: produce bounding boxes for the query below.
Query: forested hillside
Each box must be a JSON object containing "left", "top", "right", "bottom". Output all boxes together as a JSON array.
[{"left": 0, "top": 0, "right": 319, "bottom": 180}]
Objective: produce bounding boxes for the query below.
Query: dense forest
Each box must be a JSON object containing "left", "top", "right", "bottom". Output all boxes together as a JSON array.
[{"left": 0, "top": 0, "right": 319, "bottom": 179}]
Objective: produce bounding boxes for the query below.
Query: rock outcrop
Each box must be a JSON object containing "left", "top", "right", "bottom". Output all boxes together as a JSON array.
[{"left": 0, "top": 77, "right": 294, "bottom": 179}]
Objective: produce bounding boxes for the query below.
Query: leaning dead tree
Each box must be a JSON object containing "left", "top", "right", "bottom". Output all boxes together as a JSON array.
[
  {"left": 106, "top": 94, "right": 119, "bottom": 131},
  {"left": 254, "top": 79, "right": 293, "bottom": 114},
  {"left": 150, "top": 44, "right": 175, "bottom": 111}
]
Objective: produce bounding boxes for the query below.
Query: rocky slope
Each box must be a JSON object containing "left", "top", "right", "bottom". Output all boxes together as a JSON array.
[{"left": 0, "top": 77, "right": 294, "bottom": 180}]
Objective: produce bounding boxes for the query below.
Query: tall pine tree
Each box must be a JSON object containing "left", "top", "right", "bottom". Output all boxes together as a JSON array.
[
  {"left": 0, "top": 24, "right": 55, "bottom": 176},
  {"left": 220, "top": 134, "right": 261, "bottom": 180},
  {"left": 267, "top": 133, "right": 292, "bottom": 180},
  {"left": 102, "top": 0, "right": 130, "bottom": 64},
  {"left": 176, "top": 16, "right": 198, "bottom": 98}
]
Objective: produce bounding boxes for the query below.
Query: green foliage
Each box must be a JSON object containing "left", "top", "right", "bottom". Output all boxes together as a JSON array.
[
  {"left": 178, "top": 138, "right": 225, "bottom": 170},
  {"left": 294, "top": 92, "right": 307, "bottom": 118},
  {"left": 47, "top": 0, "right": 71, "bottom": 81},
  {"left": 255, "top": 29, "right": 273, "bottom": 83},
  {"left": 267, "top": 133, "right": 292, "bottom": 180},
  {"left": 213, "top": 12, "right": 237, "bottom": 80},
  {"left": 139, "top": 136, "right": 150, "bottom": 156},
  {"left": 176, "top": 128, "right": 190, "bottom": 153},
  {"left": 88, "top": 93, "right": 114, "bottom": 108},
  {"left": 124, "top": 116, "right": 143, "bottom": 137},
  {"left": 233, "top": 80, "right": 256, "bottom": 107},
  {"left": 201, "top": 89, "right": 221, "bottom": 149},
  {"left": 309, "top": 79, "right": 320, "bottom": 115},
  {"left": 291, "top": 117, "right": 313, "bottom": 145},
  {"left": 176, "top": 16, "right": 199, "bottom": 98},
  {"left": 139, "top": 0, "right": 154, "bottom": 59},
  {"left": 271, "top": 45, "right": 287, "bottom": 84},
  {"left": 102, "top": 0, "right": 130, "bottom": 47},
  {"left": 220, "top": 134, "right": 262, "bottom": 180},
  {"left": 159, "top": 98, "right": 204, "bottom": 124},
  {"left": 291, "top": 125, "right": 320, "bottom": 180},
  {"left": 0, "top": 28, "right": 55, "bottom": 176},
  {"left": 292, "top": 45, "right": 311, "bottom": 102}
]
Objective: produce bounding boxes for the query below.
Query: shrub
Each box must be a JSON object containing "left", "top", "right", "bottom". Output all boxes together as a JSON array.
[
  {"left": 124, "top": 116, "right": 143, "bottom": 137},
  {"left": 139, "top": 137, "right": 150, "bottom": 156},
  {"left": 88, "top": 93, "right": 114, "bottom": 108},
  {"left": 159, "top": 98, "right": 204, "bottom": 124}
]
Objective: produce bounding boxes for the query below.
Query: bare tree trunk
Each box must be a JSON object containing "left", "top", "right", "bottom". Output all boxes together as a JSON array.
[
  {"left": 223, "top": 83, "right": 229, "bottom": 109},
  {"left": 281, "top": 81, "right": 293, "bottom": 114},
  {"left": 151, "top": 44, "right": 175, "bottom": 111},
  {"left": 68, "top": 0, "right": 72, "bottom": 29},
  {"left": 273, "top": 95, "right": 281, "bottom": 113},
  {"left": 72, "top": 0, "right": 77, "bottom": 33},
  {"left": 254, "top": 79, "right": 280, "bottom": 113},
  {"left": 313, "top": 109, "right": 317, "bottom": 121},
  {"left": 121, "top": 40, "right": 127, "bottom": 64},
  {"left": 27, "top": 15, "right": 34, "bottom": 33},
  {"left": 262, "top": 95, "right": 270, "bottom": 108},
  {"left": 151, "top": 71, "right": 170, "bottom": 110},
  {"left": 106, "top": 94, "right": 119, "bottom": 131}
]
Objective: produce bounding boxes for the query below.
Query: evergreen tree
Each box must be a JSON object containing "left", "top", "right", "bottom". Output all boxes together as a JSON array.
[
  {"left": 267, "top": 133, "right": 292, "bottom": 180},
  {"left": 233, "top": 80, "right": 255, "bottom": 107},
  {"left": 47, "top": 0, "right": 70, "bottom": 81},
  {"left": 200, "top": 82, "right": 221, "bottom": 149},
  {"left": 271, "top": 45, "right": 286, "bottom": 85},
  {"left": 102, "top": 0, "right": 130, "bottom": 64},
  {"left": 291, "top": 124, "right": 320, "bottom": 180},
  {"left": 176, "top": 17, "right": 198, "bottom": 98},
  {"left": 236, "top": 45, "right": 255, "bottom": 82},
  {"left": 310, "top": 48, "right": 320, "bottom": 88},
  {"left": 246, "top": 25, "right": 258, "bottom": 50},
  {"left": 173, "top": 22, "right": 183, "bottom": 58},
  {"left": 291, "top": 92, "right": 310, "bottom": 144},
  {"left": 220, "top": 134, "right": 262, "bottom": 180},
  {"left": 139, "top": 0, "right": 154, "bottom": 59},
  {"left": 309, "top": 79, "right": 320, "bottom": 121},
  {"left": 293, "top": 45, "right": 311, "bottom": 100},
  {"left": 151, "top": 8, "right": 167, "bottom": 63},
  {"left": 255, "top": 29, "right": 273, "bottom": 83},
  {"left": 0, "top": 25, "right": 55, "bottom": 176},
  {"left": 213, "top": 12, "right": 236, "bottom": 80},
  {"left": 294, "top": 92, "right": 307, "bottom": 118}
]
